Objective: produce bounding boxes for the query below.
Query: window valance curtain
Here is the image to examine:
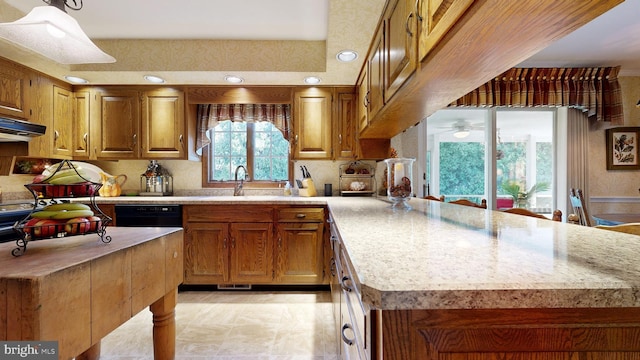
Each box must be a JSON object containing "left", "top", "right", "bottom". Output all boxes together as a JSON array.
[
  {"left": 450, "top": 66, "right": 623, "bottom": 124},
  {"left": 196, "top": 104, "right": 291, "bottom": 154}
]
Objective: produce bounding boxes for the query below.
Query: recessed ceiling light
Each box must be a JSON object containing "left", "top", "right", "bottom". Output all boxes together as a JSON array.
[
  {"left": 224, "top": 75, "right": 244, "bottom": 84},
  {"left": 64, "top": 75, "right": 88, "bottom": 84},
  {"left": 144, "top": 75, "right": 165, "bottom": 83},
  {"left": 304, "top": 76, "right": 321, "bottom": 85},
  {"left": 336, "top": 50, "right": 358, "bottom": 62}
]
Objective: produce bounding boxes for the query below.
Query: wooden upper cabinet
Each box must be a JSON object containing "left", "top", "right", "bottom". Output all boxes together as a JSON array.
[
  {"left": 334, "top": 90, "right": 357, "bottom": 160},
  {"left": 95, "top": 89, "right": 141, "bottom": 159},
  {"left": 384, "top": 0, "right": 418, "bottom": 103},
  {"left": 72, "top": 91, "right": 91, "bottom": 159},
  {"left": 141, "top": 89, "right": 185, "bottom": 159},
  {"left": 0, "top": 57, "right": 31, "bottom": 120},
  {"left": 293, "top": 88, "right": 333, "bottom": 159},
  {"left": 52, "top": 86, "right": 73, "bottom": 158},
  {"left": 418, "top": 0, "right": 475, "bottom": 61}
]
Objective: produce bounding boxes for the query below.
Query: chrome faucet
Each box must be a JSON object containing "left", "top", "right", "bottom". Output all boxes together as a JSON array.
[{"left": 234, "top": 165, "right": 248, "bottom": 196}]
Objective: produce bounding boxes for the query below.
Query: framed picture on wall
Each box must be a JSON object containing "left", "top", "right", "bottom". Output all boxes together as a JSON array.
[{"left": 606, "top": 127, "right": 640, "bottom": 170}]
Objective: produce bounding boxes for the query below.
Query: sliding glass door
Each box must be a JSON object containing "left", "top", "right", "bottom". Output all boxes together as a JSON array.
[{"left": 425, "top": 108, "right": 556, "bottom": 215}]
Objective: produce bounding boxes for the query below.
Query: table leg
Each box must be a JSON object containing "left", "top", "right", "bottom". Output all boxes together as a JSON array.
[
  {"left": 75, "top": 341, "right": 100, "bottom": 360},
  {"left": 150, "top": 288, "right": 177, "bottom": 360}
]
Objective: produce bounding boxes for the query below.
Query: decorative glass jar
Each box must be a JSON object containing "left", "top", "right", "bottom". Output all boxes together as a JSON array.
[{"left": 384, "top": 158, "right": 415, "bottom": 209}]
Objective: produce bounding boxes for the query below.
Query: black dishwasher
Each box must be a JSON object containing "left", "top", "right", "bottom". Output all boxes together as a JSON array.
[{"left": 114, "top": 204, "right": 182, "bottom": 227}]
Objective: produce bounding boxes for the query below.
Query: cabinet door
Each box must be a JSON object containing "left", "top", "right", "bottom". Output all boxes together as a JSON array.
[
  {"left": 72, "top": 91, "right": 91, "bottom": 159},
  {"left": 184, "top": 222, "right": 230, "bottom": 284},
  {"left": 357, "top": 68, "right": 369, "bottom": 134},
  {"left": 140, "top": 89, "right": 185, "bottom": 159},
  {"left": 368, "top": 24, "right": 385, "bottom": 122},
  {"left": 293, "top": 88, "right": 332, "bottom": 159},
  {"left": 0, "top": 58, "right": 31, "bottom": 120},
  {"left": 52, "top": 86, "right": 73, "bottom": 158},
  {"left": 384, "top": 0, "right": 418, "bottom": 103},
  {"left": 334, "top": 91, "right": 357, "bottom": 160},
  {"left": 96, "top": 89, "right": 140, "bottom": 159},
  {"left": 229, "top": 222, "right": 274, "bottom": 283},
  {"left": 276, "top": 222, "right": 324, "bottom": 284},
  {"left": 419, "top": 0, "right": 474, "bottom": 61}
]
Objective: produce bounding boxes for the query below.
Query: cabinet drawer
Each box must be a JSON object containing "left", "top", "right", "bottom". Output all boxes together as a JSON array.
[
  {"left": 184, "top": 205, "right": 273, "bottom": 223},
  {"left": 277, "top": 207, "right": 325, "bottom": 222}
]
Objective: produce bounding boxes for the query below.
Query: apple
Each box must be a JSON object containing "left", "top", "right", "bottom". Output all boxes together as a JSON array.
[
  {"left": 23, "top": 218, "right": 41, "bottom": 235},
  {"left": 87, "top": 216, "right": 102, "bottom": 232},
  {"left": 33, "top": 219, "right": 64, "bottom": 238},
  {"left": 70, "top": 182, "right": 96, "bottom": 197},
  {"left": 65, "top": 217, "right": 91, "bottom": 235}
]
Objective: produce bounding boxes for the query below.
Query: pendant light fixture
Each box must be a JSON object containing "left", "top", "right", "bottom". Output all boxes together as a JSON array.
[{"left": 0, "top": 0, "right": 115, "bottom": 64}]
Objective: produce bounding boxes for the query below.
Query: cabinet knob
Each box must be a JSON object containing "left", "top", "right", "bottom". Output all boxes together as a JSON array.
[
  {"left": 340, "top": 276, "right": 352, "bottom": 292},
  {"left": 406, "top": 12, "right": 414, "bottom": 37},
  {"left": 341, "top": 323, "right": 355, "bottom": 346}
]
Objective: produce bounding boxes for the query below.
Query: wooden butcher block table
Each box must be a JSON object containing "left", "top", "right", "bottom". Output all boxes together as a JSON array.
[{"left": 0, "top": 227, "right": 183, "bottom": 360}]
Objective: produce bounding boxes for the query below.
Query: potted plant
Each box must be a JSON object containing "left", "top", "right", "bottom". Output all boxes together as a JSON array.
[{"left": 501, "top": 181, "right": 550, "bottom": 208}]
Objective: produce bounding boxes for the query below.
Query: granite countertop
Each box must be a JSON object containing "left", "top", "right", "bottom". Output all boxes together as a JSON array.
[
  {"left": 326, "top": 197, "right": 640, "bottom": 311},
  {"left": 78, "top": 195, "right": 329, "bottom": 206},
  {"left": 71, "top": 195, "right": 640, "bottom": 311}
]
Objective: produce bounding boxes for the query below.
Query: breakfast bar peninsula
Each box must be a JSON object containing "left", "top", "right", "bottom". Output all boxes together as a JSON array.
[{"left": 327, "top": 197, "right": 640, "bottom": 360}]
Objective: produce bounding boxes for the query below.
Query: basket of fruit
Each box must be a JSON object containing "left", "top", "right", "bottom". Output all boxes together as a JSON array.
[{"left": 11, "top": 160, "right": 112, "bottom": 257}]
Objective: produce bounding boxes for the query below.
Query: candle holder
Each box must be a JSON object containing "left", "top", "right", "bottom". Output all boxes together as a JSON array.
[{"left": 384, "top": 158, "right": 415, "bottom": 209}]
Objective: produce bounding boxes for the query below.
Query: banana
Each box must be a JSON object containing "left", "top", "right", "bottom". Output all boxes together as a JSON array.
[
  {"left": 43, "top": 167, "right": 89, "bottom": 184},
  {"left": 43, "top": 203, "right": 91, "bottom": 212},
  {"left": 31, "top": 210, "right": 62, "bottom": 219},
  {"left": 50, "top": 209, "right": 94, "bottom": 220},
  {"left": 47, "top": 173, "right": 88, "bottom": 185}
]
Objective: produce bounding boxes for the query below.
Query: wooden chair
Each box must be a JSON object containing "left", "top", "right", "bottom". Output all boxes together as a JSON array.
[
  {"left": 594, "top": 223, "right": 640, "bottom": 236},
  {"left": 424, "top": 195, "right": 444, "bottom": 202},
  {"left": 502, "top": 208, "right": 562, "bottom": 221},
  {"left": 448, "top": 199, "right": 487, "bottom": 209},
  {"left": 569, "top": 188, "right": 593, "bottom": 226}
]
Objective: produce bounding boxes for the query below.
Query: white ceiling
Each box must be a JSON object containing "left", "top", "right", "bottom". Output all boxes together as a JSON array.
[{"left": 0, "top": 0, "right": 638, "bottom": 86}]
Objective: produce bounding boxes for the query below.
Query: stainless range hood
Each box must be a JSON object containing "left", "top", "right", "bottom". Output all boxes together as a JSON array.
[{"left": 0, "top": 117, "right": 46, "bottom": 142}]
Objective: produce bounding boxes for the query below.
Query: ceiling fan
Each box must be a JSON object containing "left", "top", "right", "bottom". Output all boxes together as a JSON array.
[{"left": 437, "top": 120, "right": 484, "bottom": 138}]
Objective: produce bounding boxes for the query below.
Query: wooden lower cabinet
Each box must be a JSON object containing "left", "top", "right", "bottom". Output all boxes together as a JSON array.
[
  {"left": 183, "top": 205, "right": 326, "bottom": 286},
  {"left": 275, "top": 207, "right": 325, "bottom": 284}
]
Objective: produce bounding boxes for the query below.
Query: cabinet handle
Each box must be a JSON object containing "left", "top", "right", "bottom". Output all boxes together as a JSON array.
[
  {"left": 340, "top": 276, "right": 353, "bottom": 292},
  {"left": 406, "top": 12, "right": 414, "bottom": 37},
  {"left": 364, "top": 91, "right": 370, "bottom": 107},
  {"left": 179, "top": 134, "right": 184, "bottom": 147},
  {"left": 415, "top": 0, "right": 423, "bottom": 21},
  {"left": 330, "top": 258, "right": 337, "bottom": 276},
  {"left": 341, "top": 323, "right": 355, "bottom": 346},
  {"left": 295, "top": 213, "right": 306, "bottom": 219},
  {"left": 54, "top": 130, "right": 59, "bottom": 142},
  {"left": 83, "top": 133, "right": 88, "bottom": 145},
  {"left": 278, "top": 237, "right": 282, "bottom": 249},
  {"left": 231, "top": 238, "right": 235, "bottom": 248},
  {"left": 223, "top": 238, "right": 227, "bottom": 249},
  {"left": 338, "top": 134, "right": 342, "bottom": 144},
  {"left": 294, "top": 134, "right": 299, "bottom": 146},
  {"left": 132, "top": 133, "right": 137, "bottom": 145}
]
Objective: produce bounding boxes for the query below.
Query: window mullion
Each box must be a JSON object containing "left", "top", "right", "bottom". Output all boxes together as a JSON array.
[{"left": 247, "top": 122, "right": 255, "bottom": 181}]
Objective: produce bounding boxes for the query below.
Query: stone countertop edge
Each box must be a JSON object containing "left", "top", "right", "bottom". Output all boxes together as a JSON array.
[{"left": 74, "top": 196, "right": 640, "bottom": 311}]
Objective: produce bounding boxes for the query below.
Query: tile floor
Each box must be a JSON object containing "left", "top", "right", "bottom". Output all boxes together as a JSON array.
[{"left": 99, "top": 290, "right": 339, "bottom": 360}]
